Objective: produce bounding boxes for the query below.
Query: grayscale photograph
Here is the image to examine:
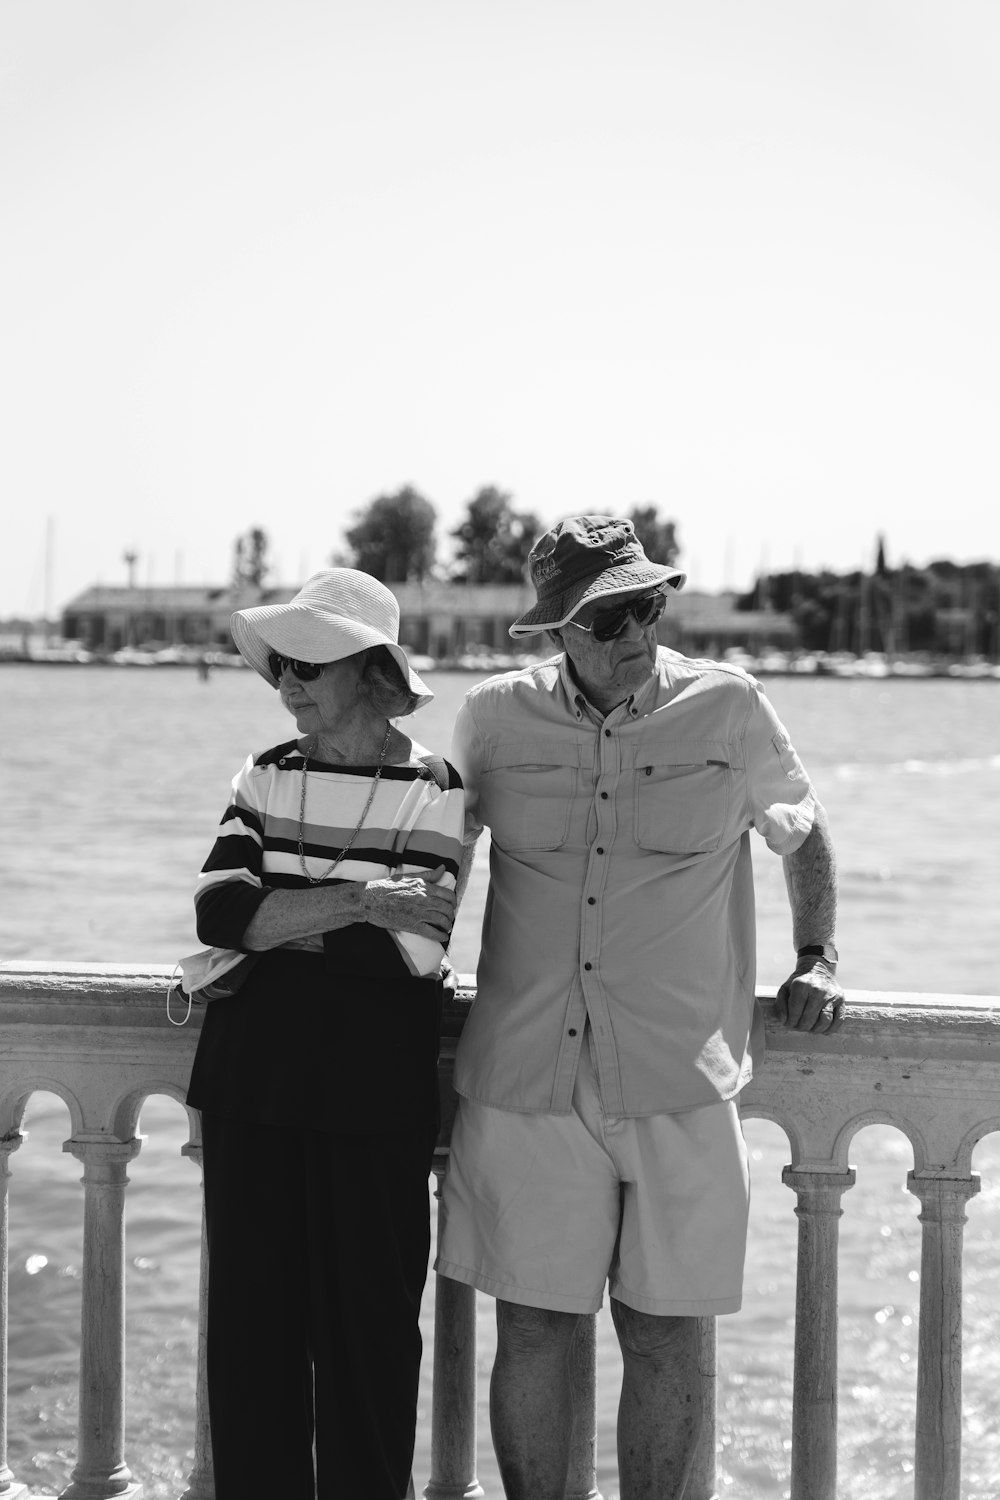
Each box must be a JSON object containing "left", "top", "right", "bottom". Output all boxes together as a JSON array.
[{"left": 2, "top": 4, "right": 999, "bottom": 1498}]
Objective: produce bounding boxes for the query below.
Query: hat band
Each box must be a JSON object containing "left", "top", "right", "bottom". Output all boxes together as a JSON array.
[{"left": 534, "top": 540, "right": 643, "bottom": 598}]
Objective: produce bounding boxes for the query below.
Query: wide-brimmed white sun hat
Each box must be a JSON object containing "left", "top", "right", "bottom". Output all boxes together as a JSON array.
[{"left": 230, "top": 569, "right": 433, "bottom": 707}]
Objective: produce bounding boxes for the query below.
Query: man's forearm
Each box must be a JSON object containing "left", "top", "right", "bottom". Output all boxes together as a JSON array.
[{"left": 781, "top": 802, "right": 838, "bottom": 951}]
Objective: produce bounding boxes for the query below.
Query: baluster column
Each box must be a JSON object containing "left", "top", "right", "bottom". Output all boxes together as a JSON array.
[
  {"left": 0, "top": 1135, "right": 27, "bottom": 1500},
  {"left": 425, "top": 1169, "right": 483, "bottom": 1500},
  {"left": 567, "top": 1312, "right": 715, "bottom": 1500},
  {"left": 782, "top": 1166, "right": 855, "bottom": 1500},
  {"left": 906, "top": 1171, "right": 980, "bottom": 1500},
  {"left": 686, "top": 1316, "right": 719, "bottom": 1500},
  {"left": 61, "top": 1138, "right": 142, "bottom": 1500},
  {"left": 566, "top": 1313, "right": 601, "bottom": 1500},
  {"left": 179, "top": 1142, "right": 213, "bottom": 1500}
]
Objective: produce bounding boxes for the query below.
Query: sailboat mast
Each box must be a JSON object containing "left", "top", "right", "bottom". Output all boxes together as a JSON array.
[{"left": 44, "top": 514, "right": 54, "bottom": 646}]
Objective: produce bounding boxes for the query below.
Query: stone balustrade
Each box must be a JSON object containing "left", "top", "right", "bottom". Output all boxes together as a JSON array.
[{"left": 1, "top": 961, "right": 999, "bottom": 1500}]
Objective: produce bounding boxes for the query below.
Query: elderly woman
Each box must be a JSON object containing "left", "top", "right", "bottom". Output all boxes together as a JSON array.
[{"left": 186, "top": 569, "right": 463, "bottom": 1500}]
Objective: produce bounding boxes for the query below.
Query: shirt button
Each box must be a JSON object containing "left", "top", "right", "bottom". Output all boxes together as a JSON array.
[
  {"left": 600, "top": 791, "right": 608, "bottom": 800},
  {"left": 584, "top": 962, "right": 593, "bottom": 971},
  {"left": 568, "top": 1028, "right": 578, "bottom": 1037},
  {"left": 604, "top": 729, "right": 612, "bottom": 738},
  {"left": 587, "top": 897, "right": 596, "bottom": 905},
  {"left": 596, "top": 847, "right": 604, "bottom": 855}
]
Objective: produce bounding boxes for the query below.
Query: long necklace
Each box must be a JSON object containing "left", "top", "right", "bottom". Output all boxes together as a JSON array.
[{"left": 297, "top": 722, "right": 392, "bottom": 884}]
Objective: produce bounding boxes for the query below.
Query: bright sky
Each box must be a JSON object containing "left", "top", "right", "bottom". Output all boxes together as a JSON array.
[{"left": 3, "top": 0, "right": 998, "bottom": 615}]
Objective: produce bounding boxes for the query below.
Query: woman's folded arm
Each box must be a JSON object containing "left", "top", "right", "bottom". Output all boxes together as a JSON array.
[{"left": 241, "top": 883, "right": 366, "bottom": 950}]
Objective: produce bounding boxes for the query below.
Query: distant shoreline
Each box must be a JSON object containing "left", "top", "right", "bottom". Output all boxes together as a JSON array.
[{"left": 3, "top": 649, "right": 999, "bottom": 681}]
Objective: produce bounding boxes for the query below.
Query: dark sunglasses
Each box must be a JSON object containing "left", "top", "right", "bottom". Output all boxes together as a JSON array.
[
  {"left": 569, "top": 592, "right": 667, "bottom": 642},
  {"left": 268, "top": 651, "right": 325, "bottom": 683}
]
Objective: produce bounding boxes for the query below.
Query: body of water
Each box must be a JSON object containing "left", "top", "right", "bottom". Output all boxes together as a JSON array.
[{"left": 3, "top": 663, "right": 1000, "bottom": 1498}]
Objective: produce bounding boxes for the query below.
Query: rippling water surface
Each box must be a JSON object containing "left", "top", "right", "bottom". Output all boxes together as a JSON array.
[{"left": 4, "top": 664, "right": 1000, "bottom": 1498}]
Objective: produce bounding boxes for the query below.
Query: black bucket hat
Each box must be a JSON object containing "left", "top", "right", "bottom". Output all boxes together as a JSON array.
[{"left": 509, "top": 515, "right": 686, "bottom": 637}]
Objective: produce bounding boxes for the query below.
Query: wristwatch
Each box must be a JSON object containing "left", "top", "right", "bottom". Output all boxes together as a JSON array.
[{"left": 797, "top": 943, "right": 839, "bottom": 965}]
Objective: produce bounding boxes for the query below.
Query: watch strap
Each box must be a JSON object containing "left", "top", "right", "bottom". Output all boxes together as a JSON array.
[{"left": 797, "top": 943, "right": 839, "bottom": 964}]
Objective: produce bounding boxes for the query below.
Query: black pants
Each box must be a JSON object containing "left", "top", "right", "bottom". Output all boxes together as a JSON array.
[{"left": 201, "top": 1111, "right": 435, "bottom": 1499}]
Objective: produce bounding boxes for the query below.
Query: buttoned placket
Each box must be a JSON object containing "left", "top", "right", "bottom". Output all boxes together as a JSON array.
[
  {"left": 552, "top": 695, "right": 639, "bottom": 1116},
  {"left": 584, "top": 701, "right": 635, "bottom": 1114}
]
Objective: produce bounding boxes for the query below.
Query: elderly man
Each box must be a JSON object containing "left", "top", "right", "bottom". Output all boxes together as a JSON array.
[{"left": 437, "top": 514, "right": 844, "bottom": 1500}]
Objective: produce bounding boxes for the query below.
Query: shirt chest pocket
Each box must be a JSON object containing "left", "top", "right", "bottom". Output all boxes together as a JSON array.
[
  {"left": 482, "top": 741, "right": 584, "bottom": 850},
  {"left": 633, "top": 743, "right": 734, "bottom": 854}
]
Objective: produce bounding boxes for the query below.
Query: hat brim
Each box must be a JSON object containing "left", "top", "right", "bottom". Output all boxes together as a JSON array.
[
  {"left": 509, "top": 561, "right": 686, "bottom": 637},
  {"left": 231, "top": 601, "right": 433, "bottom": 709}
]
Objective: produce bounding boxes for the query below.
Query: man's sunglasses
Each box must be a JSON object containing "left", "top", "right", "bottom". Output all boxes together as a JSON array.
[
  {"left": 567, "top": 591, "right": 667, "bottom": 642},
  {"left": 268, "top": 651, "right": 325, "bottom": 683}
]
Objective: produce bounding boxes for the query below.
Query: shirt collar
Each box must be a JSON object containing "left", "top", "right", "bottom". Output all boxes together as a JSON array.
[{"left": 557, "top": 651, "right": 661, "bottom": 723}]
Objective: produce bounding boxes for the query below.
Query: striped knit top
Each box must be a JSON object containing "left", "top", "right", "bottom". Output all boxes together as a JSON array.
[{"left": 195, "top": 737, "right": 465, "bottom": 977}]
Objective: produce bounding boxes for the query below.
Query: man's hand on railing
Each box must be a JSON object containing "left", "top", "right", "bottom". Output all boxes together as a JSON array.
[{"left": 774, "top": 958, "right": 846, "bottom": 1034}]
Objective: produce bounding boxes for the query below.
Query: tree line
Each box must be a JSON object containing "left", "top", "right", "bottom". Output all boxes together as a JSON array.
[
  {"left": 231, "top": 505, "right": 998, "bottom": 659},
  {"left": 232, "top": 487, "right": 680, "bottom": 588},
  {"left": 738, "top": 549, "right": 1000, "bottom": 657}
]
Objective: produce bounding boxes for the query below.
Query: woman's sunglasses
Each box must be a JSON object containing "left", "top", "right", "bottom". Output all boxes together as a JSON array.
[
  {"left": 567, "top": 591, "right": 667, "bottom": 642},
  {"left": 268, "top": 652, "right": 325, "bottom": 683}
]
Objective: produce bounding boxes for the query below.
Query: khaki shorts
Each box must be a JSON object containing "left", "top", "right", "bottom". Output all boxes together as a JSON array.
[{"left": 436, "top": 1038, "right": 749, "bottom": 1316}]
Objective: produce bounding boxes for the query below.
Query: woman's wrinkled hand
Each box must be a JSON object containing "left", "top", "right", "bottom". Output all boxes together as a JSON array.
[{"left": 361, "top": 866, "right": 457, "bottom": 940}]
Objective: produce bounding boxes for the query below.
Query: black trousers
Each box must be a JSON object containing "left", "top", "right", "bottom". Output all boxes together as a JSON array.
[{"left": 201, "top": 1111, "right": 436, "bottom": 1499}]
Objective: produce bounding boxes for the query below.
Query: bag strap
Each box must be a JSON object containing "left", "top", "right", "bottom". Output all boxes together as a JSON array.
[
  {"left": 418, "top": 753, "right": 450, "bottom": 791},
  {"left": 166, "top": 962, "right": 193, "bottom": 1026}
]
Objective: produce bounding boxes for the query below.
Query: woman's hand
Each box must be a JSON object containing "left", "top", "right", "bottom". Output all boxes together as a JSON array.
[{"left": 361, "top": 866, "right": 457, "bottom": 940}]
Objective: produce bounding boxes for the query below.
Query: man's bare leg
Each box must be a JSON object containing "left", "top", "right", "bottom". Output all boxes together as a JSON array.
[
  {"left": 612, "top": 1301, "right": 702, "bottom": 1500},
  {"left": 490, "top": 1300, "right": 581, "bottom": 1500}
]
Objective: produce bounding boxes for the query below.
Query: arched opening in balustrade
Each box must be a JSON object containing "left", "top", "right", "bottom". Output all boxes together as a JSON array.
[
  {"left": 714, "top": 1114, "right": 798, "bottom": 1492},
  {"left": 836, "top": 1120, "right": 921, "bottom": 1491},
  {"left": 3, "top": 1083, "right": 207, "bottom": 1500},
  {"left": 5, "top": 1088, "right": 83, "bottom": 1496},
  {"left": 121, "top": 1089, "right": 203, "bottom": 1499}
]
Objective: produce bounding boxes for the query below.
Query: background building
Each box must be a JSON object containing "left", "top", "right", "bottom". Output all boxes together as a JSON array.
[{"left": 60, "top": 580, "right": 800, "bottom": 661}]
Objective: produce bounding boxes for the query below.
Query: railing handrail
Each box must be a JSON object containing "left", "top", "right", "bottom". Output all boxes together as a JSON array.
[
  {"left": 4, "top": 958, "right": 998, "bottom": 1022},
  {"left": 4, "top": 958, "right": 1000, "bottom": 1144}
]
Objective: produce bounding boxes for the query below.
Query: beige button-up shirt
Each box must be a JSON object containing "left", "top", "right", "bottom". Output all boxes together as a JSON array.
[{"left": 451, "top": 649, "right": 816, "bottom": 1116}]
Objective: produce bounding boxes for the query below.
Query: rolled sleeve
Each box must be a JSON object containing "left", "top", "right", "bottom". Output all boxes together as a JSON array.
[
  {"left": 194, "top": 756, "right": 269, "bottom": 949},
  {"left": 743, "top": 687, "right": 816, "bottom": 855},
  {"left": 451, "top": 700, "right": 487, "bottom": 843}
]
